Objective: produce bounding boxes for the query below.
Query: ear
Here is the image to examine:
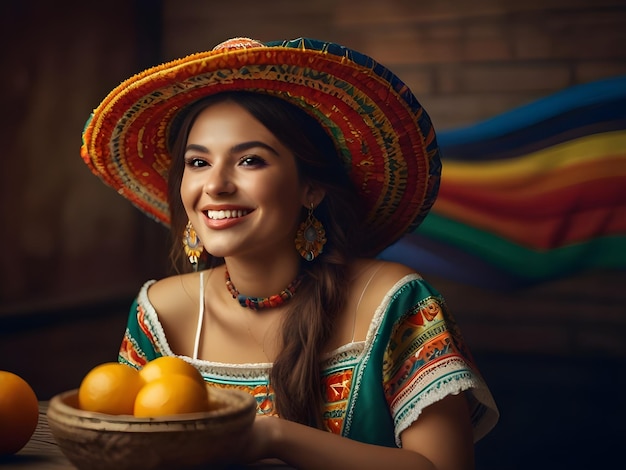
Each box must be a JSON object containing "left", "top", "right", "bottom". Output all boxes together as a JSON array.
[{"left": 301, "top": 184, "right": 326, "bottom": 208}]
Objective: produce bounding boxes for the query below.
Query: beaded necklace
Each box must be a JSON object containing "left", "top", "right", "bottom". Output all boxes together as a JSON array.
[{"left": 224, "top": 268, "right": 302, "bottom": 310}]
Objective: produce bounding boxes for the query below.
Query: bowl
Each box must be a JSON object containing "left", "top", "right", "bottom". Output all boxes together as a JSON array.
[{"left": 47, "top": 386, "right": 256, "bottom": 470}]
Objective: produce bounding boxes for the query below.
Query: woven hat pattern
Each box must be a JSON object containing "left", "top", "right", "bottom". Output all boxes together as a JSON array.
[{"left": 81, "top": 38, "right": 441, "bottom": 254}]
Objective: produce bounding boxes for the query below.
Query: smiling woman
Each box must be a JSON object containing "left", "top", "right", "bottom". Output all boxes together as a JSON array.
[
  {"left": 179, "top": 99, "right": 309, "bottom": 263},
  {"left": 79, "top": 37, "right": 499, "bottom": 469}
]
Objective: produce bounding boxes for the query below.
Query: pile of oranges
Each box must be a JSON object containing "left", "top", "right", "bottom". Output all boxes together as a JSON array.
[
  {"left": 78, "top": 356, "right": 214, "bottom": 417},
  {"left": 0, "top": 357, "right": 212, "bottom": 456}
]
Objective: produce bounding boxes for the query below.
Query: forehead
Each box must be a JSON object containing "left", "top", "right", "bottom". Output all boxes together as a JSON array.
[
  {"left": 187, "top": 101, "right": 270, "bottom": 139},
  {"left": 185, "top": 101, "right": 295, "bottom": 162}
]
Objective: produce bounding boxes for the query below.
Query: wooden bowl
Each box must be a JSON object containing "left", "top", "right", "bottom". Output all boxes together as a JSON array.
[{"left": 46, "top": 386, "right": 256, "bottom": 470}]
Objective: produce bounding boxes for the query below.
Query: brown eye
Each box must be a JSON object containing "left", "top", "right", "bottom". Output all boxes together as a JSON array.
[
  {"left": 184, "top": 157, "right": 208, "bottom": 168},
  {"left": 239, "top": 155, "right": 267, "bottom": 167}
]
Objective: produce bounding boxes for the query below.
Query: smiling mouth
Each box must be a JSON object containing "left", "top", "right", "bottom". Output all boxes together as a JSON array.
[{"left": 206, "top": 209, "right": 251, "bottom": 220}]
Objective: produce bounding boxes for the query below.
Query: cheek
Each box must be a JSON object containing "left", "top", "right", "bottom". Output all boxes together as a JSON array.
[{"left": 179, "top": 171, "right": 201, "bottom": 210}]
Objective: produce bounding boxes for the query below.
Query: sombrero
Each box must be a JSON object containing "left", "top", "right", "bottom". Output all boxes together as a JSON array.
[{"left": 80, "top": 37, "right": 441, "bottom": 255}]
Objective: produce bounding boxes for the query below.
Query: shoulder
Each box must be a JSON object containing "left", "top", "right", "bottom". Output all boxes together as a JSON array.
[
  {"left": 347, "top": 259, "right": 425, "bottom": 341},
  {"left": 350, "top": 258, "right": 420, "bottom": 300},
  {"left": 146, "top": 267, "right": 228, "bottom": 317},
  {"left": 351, "top": 258, "right": 445, "bottom": 316},
  {"left": 145, "top": 271, "right": 202, "bottom": 316}
]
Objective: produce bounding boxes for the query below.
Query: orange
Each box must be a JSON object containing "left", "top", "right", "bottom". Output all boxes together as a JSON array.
[
  {"left": 138, "top": 356, "right": 205, "bottom": 386},
  {"left": 133, "top": 374, "right": 209, "bottom": 417},
  {"left": 78, "top": 362, "right": 143, "bottom": 415},
  {"left": 0, "top": 371, "right": 39, "bottom": 455}
]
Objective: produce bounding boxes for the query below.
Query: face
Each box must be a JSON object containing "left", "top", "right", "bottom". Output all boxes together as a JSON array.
[{"left": 180, "top": 100, "right": 313, "bottom": 261}]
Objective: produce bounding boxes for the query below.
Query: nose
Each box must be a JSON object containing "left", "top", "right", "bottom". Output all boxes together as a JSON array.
[{"left": 203, "top": 163, "right": 235, "bottom": 196}]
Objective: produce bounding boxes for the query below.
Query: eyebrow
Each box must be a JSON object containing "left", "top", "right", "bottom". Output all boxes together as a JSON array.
[{"left": 185, "top": 141, "right": 280, "bottom": 156}]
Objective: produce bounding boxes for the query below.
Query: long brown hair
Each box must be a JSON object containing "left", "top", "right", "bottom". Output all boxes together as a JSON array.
[{"left": 167, "top": 91, "right": 365, "bottom": 427}]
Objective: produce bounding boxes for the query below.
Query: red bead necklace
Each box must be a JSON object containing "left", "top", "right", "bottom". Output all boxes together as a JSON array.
[{"left": 224, "top": 268, "right": 302, "bottom": 311}]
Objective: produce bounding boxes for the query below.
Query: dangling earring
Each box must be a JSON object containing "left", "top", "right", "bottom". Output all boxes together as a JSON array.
[
  {"left": 295, "top": 204, "right": 327, "bottom": 261},
  {"left": 182, "top": 221, "right": 204, "bottom": 271}
]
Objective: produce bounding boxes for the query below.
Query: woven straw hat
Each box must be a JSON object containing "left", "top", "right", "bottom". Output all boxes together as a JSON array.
[{"left": 81, "top": 37, "right": 441, "bottom": 254}]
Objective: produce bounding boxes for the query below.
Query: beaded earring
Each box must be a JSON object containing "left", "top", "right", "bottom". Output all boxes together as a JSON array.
[
  {"left": 182, "top": 221, "right": 204, "bottom": 271},
  {"left": 295, "top": 204, "right": 327, "bottom": 261}
]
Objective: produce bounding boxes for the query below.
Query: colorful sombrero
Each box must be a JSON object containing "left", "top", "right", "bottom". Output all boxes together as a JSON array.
[{"left": 81, "top": 37, "right": 441, "bottom": 254}]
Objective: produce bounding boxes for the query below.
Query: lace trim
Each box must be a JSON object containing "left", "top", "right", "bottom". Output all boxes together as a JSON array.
[
  {"left": 391, "top": 357, "right": 492, "bottom": 447},
  {"left": 321, "top": 342, "right": 364, "bottom": 368},
  {"left": 137, "top": 280, "right": 174, "bottom": 357}
]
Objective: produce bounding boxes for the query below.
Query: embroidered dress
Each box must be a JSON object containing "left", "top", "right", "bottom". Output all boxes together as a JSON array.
[{"left": 119, "top": 273, "right": 499, "bottom": 446}]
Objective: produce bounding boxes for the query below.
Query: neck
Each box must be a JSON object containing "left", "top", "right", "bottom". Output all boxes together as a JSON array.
[{"left": 223, "top": 253, "right": 302, "bottom": 299}]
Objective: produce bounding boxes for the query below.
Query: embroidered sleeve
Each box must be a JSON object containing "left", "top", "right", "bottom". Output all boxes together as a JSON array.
[
  {"left": 118, "top": 281, "right": 161, "bottom": 369},
  {"left": 381, "top": 281, "right": 498, "bottom": 446}
]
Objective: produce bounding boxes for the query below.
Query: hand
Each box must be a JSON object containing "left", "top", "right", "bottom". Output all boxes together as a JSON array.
[{"left": 234, "top": 414, "right": 282, "bottom": 465}]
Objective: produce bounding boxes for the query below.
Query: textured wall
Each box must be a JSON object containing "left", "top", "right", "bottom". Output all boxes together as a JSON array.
[
  {"left": 0, "top": 1, "right": 169, "bottom": 312},
  {"left": 1, "top": 1, "right": 625, "bottom": 358}
]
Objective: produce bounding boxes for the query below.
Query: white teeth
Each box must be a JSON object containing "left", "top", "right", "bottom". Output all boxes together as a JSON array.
[{"left": 206, "top": 209, "right": 249, "bottom": 220}]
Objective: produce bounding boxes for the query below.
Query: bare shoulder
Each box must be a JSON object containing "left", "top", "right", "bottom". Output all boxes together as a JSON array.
[
  {"left": 146, "top": 271, "right": 201, "bottom": 317},
  {"left": 351, "top": 258, "right": 418, "bottom": 298},
  {"left": 346, "top": 259, "right": 419, "bottom": 342}
]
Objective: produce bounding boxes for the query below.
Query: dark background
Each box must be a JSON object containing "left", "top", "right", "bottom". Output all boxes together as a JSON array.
[{"left": 1, "top": 1, "right": 625, "bottom": 469}]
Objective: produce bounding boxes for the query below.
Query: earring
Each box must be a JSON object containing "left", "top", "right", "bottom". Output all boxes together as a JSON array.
[
  {"left": 182, "top": 221, "right": 204, "bottom": 271},
  {"left": 295, "top": 204, "right": 327, "bottom": 261}
]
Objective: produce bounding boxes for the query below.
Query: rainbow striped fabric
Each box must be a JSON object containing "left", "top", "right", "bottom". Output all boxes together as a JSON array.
[{"left": 381, "top": 74, "right": 626, "bottom": 289}]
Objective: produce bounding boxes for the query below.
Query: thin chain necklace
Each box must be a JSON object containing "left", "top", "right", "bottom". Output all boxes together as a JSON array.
[{"left": 224, "top": 267, "right": 302, "bottom": 310}]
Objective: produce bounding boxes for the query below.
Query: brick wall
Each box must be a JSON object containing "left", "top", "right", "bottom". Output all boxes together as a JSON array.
[{"left": 162, "top": 0, "right": 626, "bottom": 128}]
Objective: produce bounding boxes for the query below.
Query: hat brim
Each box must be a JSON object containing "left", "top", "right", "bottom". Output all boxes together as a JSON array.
[{"left": 81, "top": 38, "right": 441, "bottom": 254}]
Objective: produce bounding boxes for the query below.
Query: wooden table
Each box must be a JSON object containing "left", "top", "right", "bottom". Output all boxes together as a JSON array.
[
  {"left": 1, "top": 403, "right": 70, "bottom": 469},
  {"left": 1, "top": 403, "right": 292, "bottom": 469}
]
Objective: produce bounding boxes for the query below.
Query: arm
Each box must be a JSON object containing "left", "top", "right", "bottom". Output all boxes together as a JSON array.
[{"left": 244, "top": 393, "right": 474, "bottom": 470}]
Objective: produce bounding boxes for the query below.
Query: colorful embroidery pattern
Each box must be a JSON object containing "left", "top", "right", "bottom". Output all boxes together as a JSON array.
[
  {"left": 381, "top": 294, "right": 483, "bottom": 442},
  {"left": 118, "top": 333, "right": 147, "bottom": 368},
  {"left": 321, "top": 369, "right": 354, "bottom": 433},
  {"left": 209, "top": 381, "right": 277, "bottom": 416},
  {"left": 382, "top": 296, "right": 467, "bottom": 397}
]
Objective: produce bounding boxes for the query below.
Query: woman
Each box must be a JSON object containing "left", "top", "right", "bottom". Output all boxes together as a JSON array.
[{"left": 81, "top": 37, "right": 498, "bottom": 469}]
